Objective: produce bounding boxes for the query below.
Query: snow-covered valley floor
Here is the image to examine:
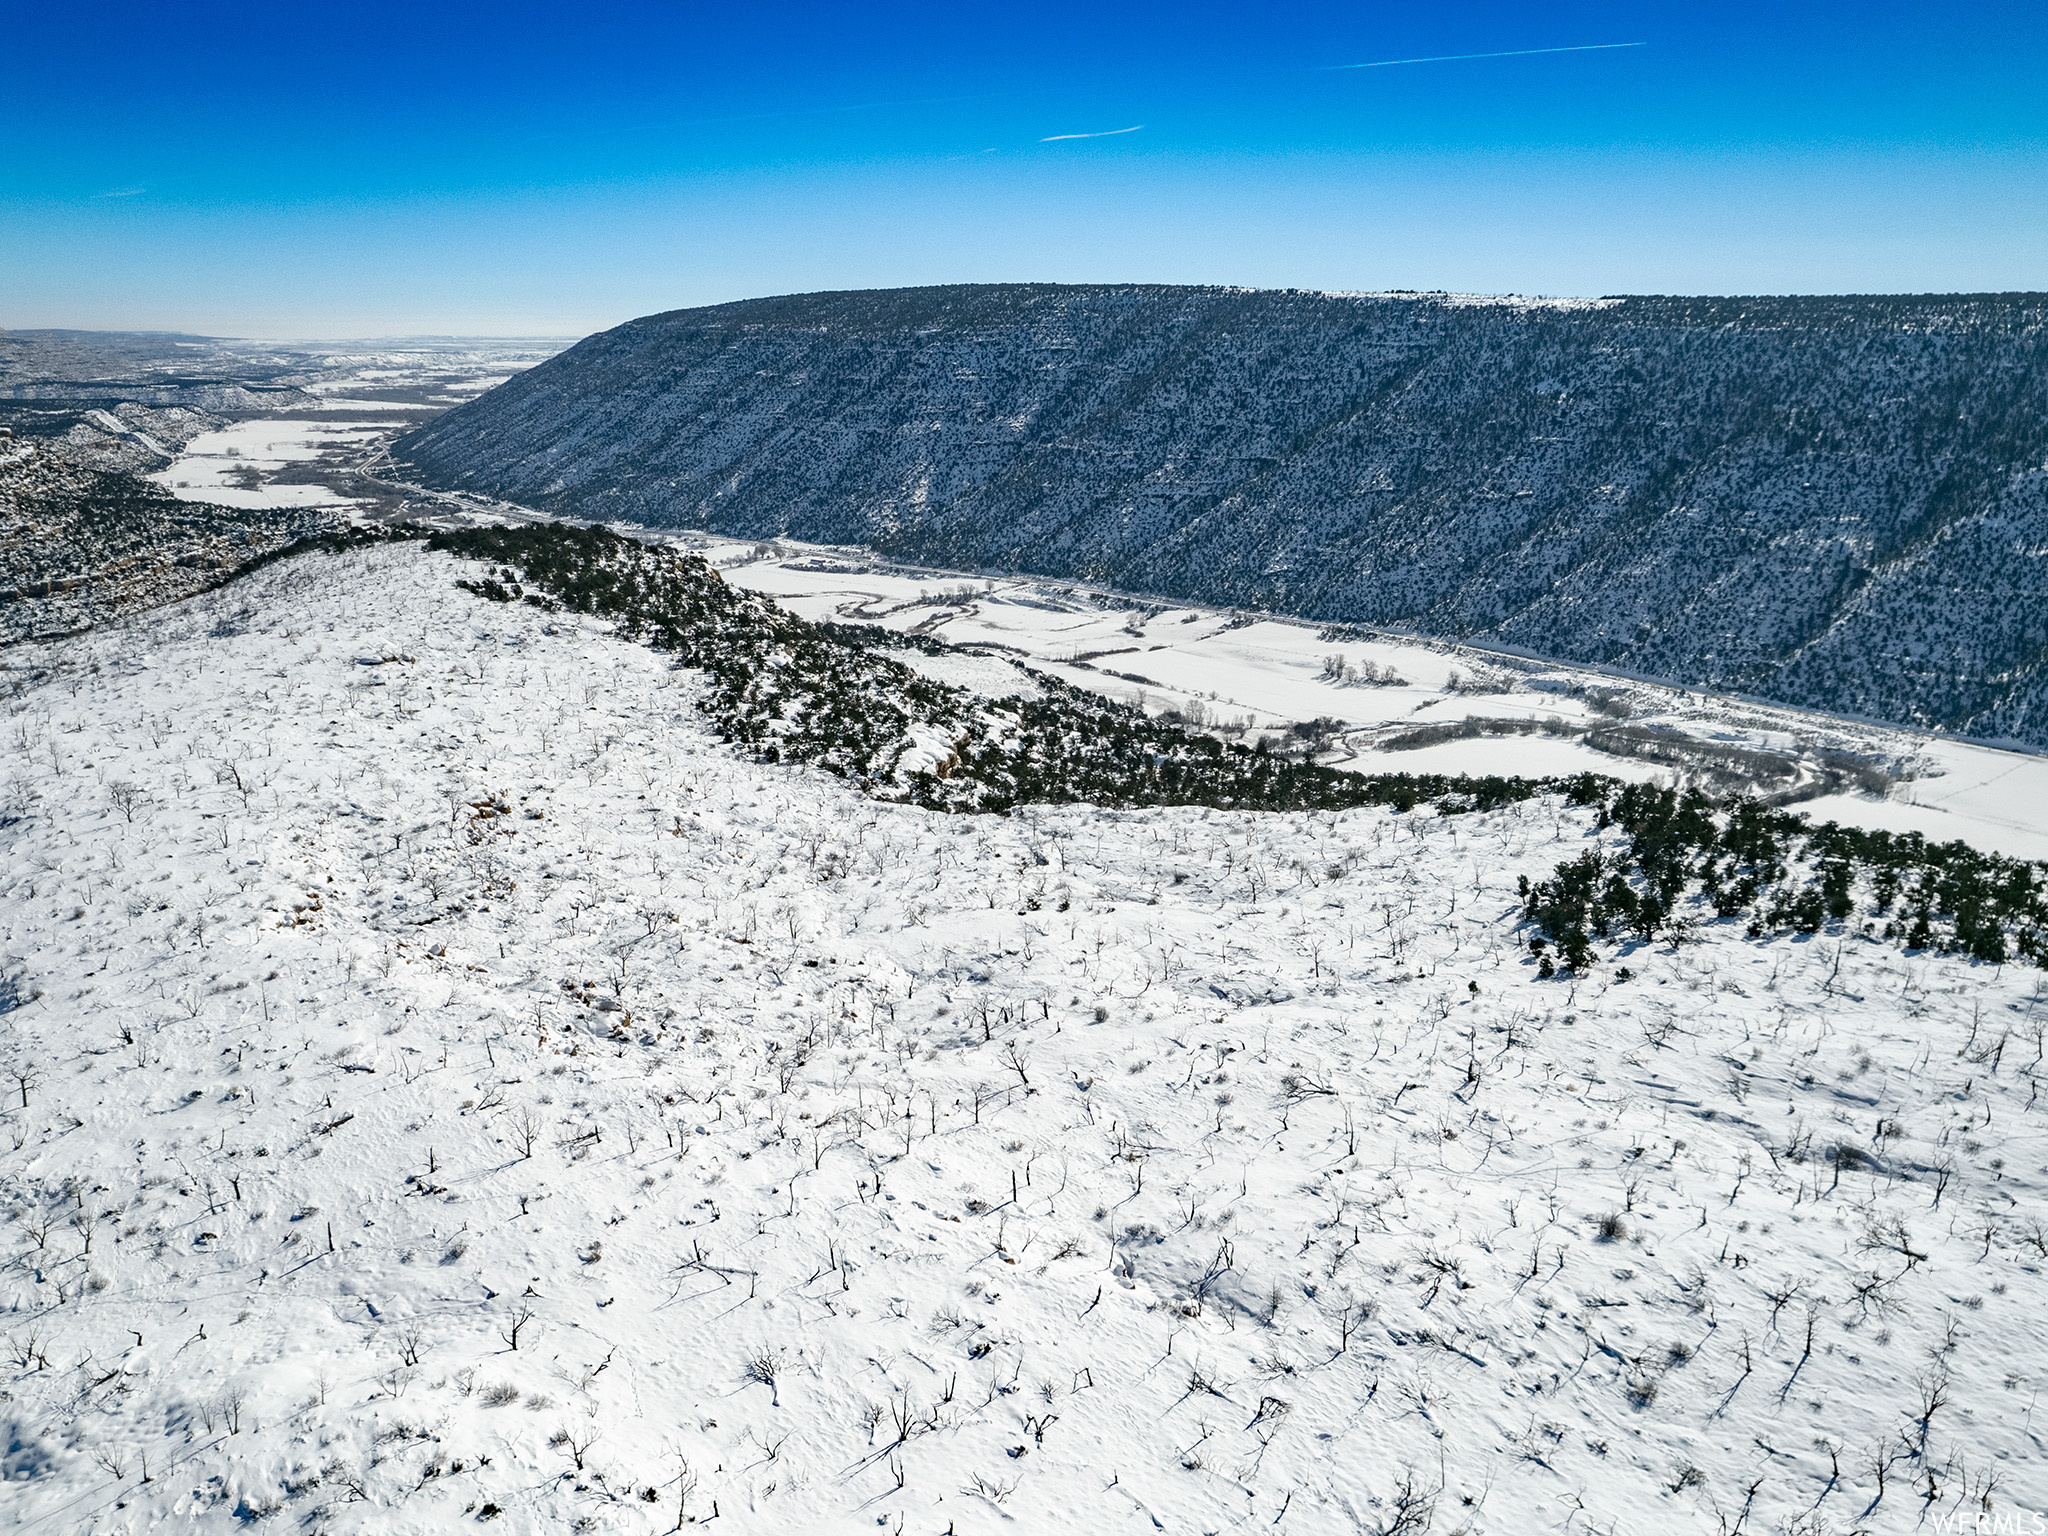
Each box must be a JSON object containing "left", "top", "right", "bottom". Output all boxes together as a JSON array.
[
  {"left": 695, "top": 537, "right": 2048, "bottom": 865},
  {"left": 2, "top": 544, "right": 2044, "bottom": 1534}
]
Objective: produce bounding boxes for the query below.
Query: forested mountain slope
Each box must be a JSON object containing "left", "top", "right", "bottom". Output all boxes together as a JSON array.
[{"left": 393, "top": 285, "right": 2048, "bottom": 746}]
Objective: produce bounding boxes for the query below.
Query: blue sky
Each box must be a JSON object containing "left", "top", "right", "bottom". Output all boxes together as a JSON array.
[{"left": 4, "top": 1, "right": 2043, "bottom": 336}]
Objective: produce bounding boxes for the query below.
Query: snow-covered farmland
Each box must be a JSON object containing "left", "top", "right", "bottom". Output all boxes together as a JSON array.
[
  {"left": 700, "top": 538, "right": 2048, "bottom": 864},
  {"left": 2, "top": 544, "right": 2044, "bottom": 1533},
  {"left": 148, "top": 422, "right": 394, "bottom": 512}
]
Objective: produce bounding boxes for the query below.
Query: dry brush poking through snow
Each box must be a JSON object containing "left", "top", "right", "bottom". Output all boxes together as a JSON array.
[{"left": 1, "top": 541, "right": 2045, "bottom": 1534}]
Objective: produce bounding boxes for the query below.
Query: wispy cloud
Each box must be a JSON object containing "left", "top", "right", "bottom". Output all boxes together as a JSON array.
[
  {"left": 1040, "top": 125, "right": 1144, "bottom": 142},
  {"left": 96, "top": 187, "right": 148, "bottom": 198},
  {"left": 1324, "top": 41, "right": 1643, "bottom": 71}
]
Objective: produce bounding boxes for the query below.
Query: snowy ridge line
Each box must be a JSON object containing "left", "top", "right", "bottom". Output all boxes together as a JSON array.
[
  {"left": 406, "top": 521, "right": 2048, "bottom": 973},
  {"left": 416, "top": 520, "right": 1579, "bottom": 819}
]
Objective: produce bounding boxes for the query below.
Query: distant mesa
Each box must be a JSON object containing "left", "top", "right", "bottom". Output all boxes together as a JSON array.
[{"left": 393, "top": 283, "right": 2048, "bottom": 749}]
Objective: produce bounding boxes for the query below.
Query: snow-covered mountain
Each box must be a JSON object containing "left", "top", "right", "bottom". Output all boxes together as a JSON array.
[
  {"left": 4, "top": 527, "right": 2044, "bottom": 1533},
  {"left": 392, "top": 284, "right": 2048, "bottom": 748}
]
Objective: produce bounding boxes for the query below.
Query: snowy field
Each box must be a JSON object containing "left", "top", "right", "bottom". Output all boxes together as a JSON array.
[
  {"left": 3, "top": 542, "right": 2044, "bottom": 1533},
  {"left": 697, "top": 538, "right": 2048, "bottom": 864},
  {"left": 283, "top": 340, "right": 560, "bottom": 409},
  {"left": 147, "top": 421, "right": 394, "bottom": 512},
  {"left": 292, "top": 399, "right": 424, "bottom": 414},
  {"left": 127, "top": 340, "right": 565, "bottom": 515}
]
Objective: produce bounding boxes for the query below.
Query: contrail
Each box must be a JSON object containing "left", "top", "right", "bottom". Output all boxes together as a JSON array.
[
  {"left": 1041, "top": 125, "right": 1145, "bottom": 141},
  {"left": 1324, "top": 41, "right": 1643, "bottom": 70}
]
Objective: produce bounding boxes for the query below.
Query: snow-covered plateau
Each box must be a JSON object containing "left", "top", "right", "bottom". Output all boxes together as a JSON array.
[{"left": 2, "top": 541, "right": 2044, "bottom": 1534}]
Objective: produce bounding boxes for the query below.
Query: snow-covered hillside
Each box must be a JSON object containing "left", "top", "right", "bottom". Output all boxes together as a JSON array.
[
  {"left": 0, "top": 439, "right": 343, "bottom": 645},
  {"left": 3, "top": 543, "right": 2044, "bottom": 1533}
]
